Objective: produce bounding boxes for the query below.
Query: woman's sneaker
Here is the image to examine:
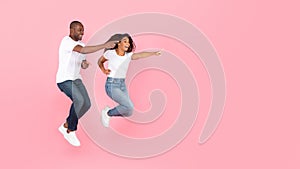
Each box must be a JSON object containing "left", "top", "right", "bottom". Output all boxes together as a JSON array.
[{"left": 101, "top": 106, "right": 111, "bottom": 127}]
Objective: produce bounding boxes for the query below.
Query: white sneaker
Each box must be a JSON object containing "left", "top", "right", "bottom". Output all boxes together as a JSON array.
[
  {"left": 58, "top": 123, "right": 68, "bottom": 135},
  {"left": 64, "top": 131, "right": 80, "bottom": 146},
  {"left": 101, "top": 106, "right": 111, "bottom": 127},
  {"left": 58, "top": 124, "right": 80, "bottom": 147}
]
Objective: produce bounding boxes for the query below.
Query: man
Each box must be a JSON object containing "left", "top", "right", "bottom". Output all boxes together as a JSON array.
[{"left": 56, "top": 21, "right": 117, "bottom": 146}]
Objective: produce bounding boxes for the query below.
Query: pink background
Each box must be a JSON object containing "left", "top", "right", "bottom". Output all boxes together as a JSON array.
[{"left": 1, "top": 0, "right": 299, "bottom": 168}]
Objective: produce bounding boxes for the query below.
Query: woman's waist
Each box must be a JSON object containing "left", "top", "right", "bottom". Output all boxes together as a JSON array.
[{"left": 106, "top": 77, "right": 126, "bottom": 83}]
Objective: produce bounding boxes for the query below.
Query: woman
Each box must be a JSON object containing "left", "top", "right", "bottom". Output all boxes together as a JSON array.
[{"left": 98, "top": 33, "right": 161, "bottom": 127}]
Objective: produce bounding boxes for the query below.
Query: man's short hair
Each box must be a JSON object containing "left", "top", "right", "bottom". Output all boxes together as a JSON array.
[{"left": 70, "top": 21, "right": 82, "bottom": 29}]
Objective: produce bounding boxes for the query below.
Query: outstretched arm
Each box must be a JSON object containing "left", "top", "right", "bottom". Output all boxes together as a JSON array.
[
  {"left": 131, "top": 51, "right": 161, "bottom": 60},
  {"left": 98, "top": 56, "right": 111, "bottom": 75},
  {"left": 73, "top": 41, "right": 118, "bottom": 54}
]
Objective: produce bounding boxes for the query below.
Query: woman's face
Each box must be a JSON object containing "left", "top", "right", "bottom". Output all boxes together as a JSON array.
[{"left": 118, "top": 36, "right": 130, "bottom": 51}]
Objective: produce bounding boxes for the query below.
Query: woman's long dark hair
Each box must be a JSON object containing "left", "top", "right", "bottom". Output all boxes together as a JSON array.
[{"left": 104, "top": 33, "right": 136, "bottom": 53}]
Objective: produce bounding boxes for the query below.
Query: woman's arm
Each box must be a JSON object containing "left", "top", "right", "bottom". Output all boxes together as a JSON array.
[
  {"left": 131, "top": 51, "right": 161, "bottom": 60},
  {"left": 98, "top": 56, "right": 111, "bottom": 75}
]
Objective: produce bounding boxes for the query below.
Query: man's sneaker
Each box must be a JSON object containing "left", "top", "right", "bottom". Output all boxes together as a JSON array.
[
  {"left": 101, "top": 106, "right": 111, "bottom": 127},
  {"left": 64, "top": 131, "right": 80, "bottom": 146},
  {"left": 58, "top": 123, "right": 68, "bottom": 135},
  {"left": 58, "top": 124, "right": 80, "bottom": 147}
]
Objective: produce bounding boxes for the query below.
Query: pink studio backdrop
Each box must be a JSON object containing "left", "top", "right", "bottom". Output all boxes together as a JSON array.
[{"left": 1, "top": 0, "right": 299, "bottom": 168}]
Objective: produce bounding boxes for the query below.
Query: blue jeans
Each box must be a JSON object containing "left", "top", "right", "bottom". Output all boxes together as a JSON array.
[
  {"left": 105, "top": 77, "right": 134, "bottom": 117},
  {"left": 57, "top": 79, "right": 91, "bottom": 131}
]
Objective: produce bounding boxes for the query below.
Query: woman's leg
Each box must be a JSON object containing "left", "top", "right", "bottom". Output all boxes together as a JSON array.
[{"left": 105, "top": 79, "right": 134, "bottom": 117}]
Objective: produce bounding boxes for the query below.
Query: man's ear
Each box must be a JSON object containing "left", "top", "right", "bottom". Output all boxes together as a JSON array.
[{"left": 70, "top": 28, "right": 74, "bottom": 34}]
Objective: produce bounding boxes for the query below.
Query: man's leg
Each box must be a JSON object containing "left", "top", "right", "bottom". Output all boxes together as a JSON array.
[
  {"left": 73, "top": 79, "right": 91, "bottom": 119},
  {"left": 57, "top": 80, "right": 82, "bottom": 146}
]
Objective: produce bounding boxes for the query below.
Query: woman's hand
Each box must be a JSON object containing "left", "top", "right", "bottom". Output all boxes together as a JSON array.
[
  {"left": 102, "top": 69, "right": 111, "bottom": 75},
  {"left": 155, "top": 51, "right": 162, "bottom": 56}
]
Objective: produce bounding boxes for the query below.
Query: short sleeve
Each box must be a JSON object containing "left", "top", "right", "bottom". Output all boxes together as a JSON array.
[
  {"left": 127, "top": 52, "right": 133, "bottom": 58},
  {"left": 61, "top": 36, "right": 79, "bottom": 53},
  {"left": 103, "top": 50, "right": 112, "bottom": 60}
]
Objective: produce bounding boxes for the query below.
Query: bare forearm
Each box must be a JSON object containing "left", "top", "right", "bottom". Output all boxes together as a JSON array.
[
  {"left": 98, "top": 57, "right": 110, "bottom": 75},
  {"left": 80, "top": 44, "right": 106, "bottom": 54},
  {"left": 74, "top": 40, "right": 118, "bottom": 54},
  {"left": 131, "top": 52, "right": 157, "bottom": 60},
  {"left": 98, "top": 60, "right": 106, "bottom": 73}
]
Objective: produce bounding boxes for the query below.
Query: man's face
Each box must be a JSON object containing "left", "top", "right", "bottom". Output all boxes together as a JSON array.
[{"left": 71, "top": 24, "right": 84, "bottom": 41}]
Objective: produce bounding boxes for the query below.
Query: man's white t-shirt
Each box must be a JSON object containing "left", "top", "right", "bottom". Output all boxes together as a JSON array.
[
  {"left": 56, "top": 36, "right": 86, "bottom": 83},
  {"left": 103, "top": 50, "right": 133, "bottom": 78}
]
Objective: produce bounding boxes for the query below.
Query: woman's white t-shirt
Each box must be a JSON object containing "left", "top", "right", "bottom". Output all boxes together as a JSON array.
[{"left": 103, "top": 50, "right": 133, "bottom": 78}]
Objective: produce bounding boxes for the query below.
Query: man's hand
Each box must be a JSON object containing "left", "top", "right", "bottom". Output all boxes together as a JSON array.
[
  {"left": 81, "top": 60, "right": 90, "bottom": 69},
  {"left": 104, "top": 41, "right": 119, "bottom": 49}
]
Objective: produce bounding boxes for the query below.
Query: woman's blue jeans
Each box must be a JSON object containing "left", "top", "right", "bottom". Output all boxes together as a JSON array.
[{"left": 105, "top": 77, "right": 134, "bottom": 117}]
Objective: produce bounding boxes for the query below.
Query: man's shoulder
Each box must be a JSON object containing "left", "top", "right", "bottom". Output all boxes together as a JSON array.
[
  {"left": 60, "top": 36, "right": 84, "bottom": 46},
  {"left": 61, "top": 36, "right": 72, "bottom": 42},
  {"left": 59, "top": 36, "right": 76, "bottom": 51}
]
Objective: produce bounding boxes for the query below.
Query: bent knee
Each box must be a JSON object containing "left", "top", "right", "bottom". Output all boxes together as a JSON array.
[
  {"left": 85, "top": 100, "right": 91, "bottom": 109},
  {"left": 124, "top": 104, "right": 134, "bottom": 116},
  {"left": 127, "top": 102, "right": 134, "bottom": 111}
]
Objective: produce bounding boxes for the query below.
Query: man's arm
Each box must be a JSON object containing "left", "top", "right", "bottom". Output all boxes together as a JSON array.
[{"left": 73, "top": 41, "right": 118, "bottom": 54}]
